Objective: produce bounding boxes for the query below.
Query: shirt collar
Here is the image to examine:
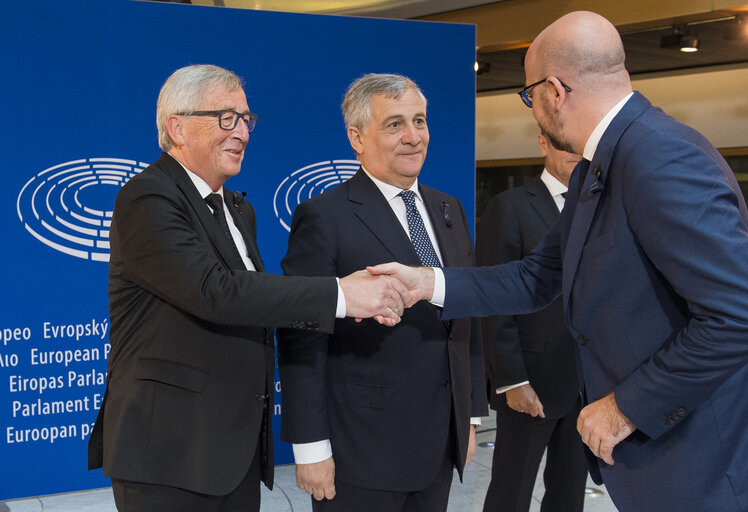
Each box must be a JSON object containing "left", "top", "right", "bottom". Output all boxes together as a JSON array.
[
  {"left": 170, "top": 153, "right": 222, "bottom": 200},
  {"left": 582, "top": 92, "right": 634, "bottom": 161},
  {"left": 361, "top": 166, "right": 421, "bottom": 202},
  {"left": 540, "top": 169, "right": 568, "bottom": 196}
]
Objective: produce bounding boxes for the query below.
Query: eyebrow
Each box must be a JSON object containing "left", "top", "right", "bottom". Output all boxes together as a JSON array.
[{"left": 381, "top": 112, "right": 426, "bottom": 126}]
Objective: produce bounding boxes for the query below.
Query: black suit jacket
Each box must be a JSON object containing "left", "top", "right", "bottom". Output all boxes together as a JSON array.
[
  {"left": 476, "top": 176, "right": 578, "bottom": 418},
  {"left": 88, "top": 152, "right": 337, "bottom": 495},
  {"left": 276, "top": 169, "right": 487, "bottom": 492}
]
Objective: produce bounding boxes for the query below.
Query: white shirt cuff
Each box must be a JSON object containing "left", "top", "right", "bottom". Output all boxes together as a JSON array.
[
  {"left": 292, "top": 439, "right": 333, "bottom": 464},
  {"left": 495, "top": 381, "right": 530, "bottom": 394},
  {"left": 470, "top": 417, "right": 481, "bottom": 426},
  {"left": 335, "top": 278, "right": 346, "bottom": 318},
  {"left": 430, "top": 267, "right": 445, "bottom": 307}
]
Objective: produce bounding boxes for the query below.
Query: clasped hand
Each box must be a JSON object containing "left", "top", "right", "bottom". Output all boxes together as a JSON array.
[{"left": 339, "top": 263, "right": 434, "bottom": 326}]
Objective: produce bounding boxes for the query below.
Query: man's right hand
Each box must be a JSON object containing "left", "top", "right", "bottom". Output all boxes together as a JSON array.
[
  {"left": 340, "top": 270, "right": 409, "bottom": 326},
  {"left": 506, "top": 384, "right": 545, "bottom": 418},
  {"left": 296, "top": 457, "right": 336, "bottom": 501},
  {"left": 366, "top": 262, "right": 435, "bottom": 305}
]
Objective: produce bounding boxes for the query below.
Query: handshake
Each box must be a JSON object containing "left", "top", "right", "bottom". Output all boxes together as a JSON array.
[{"left": 339, "top": 263, "right": 437, "bottom": 326}]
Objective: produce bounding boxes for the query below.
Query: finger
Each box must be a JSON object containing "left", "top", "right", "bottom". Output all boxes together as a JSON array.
[
  {"left": 388, "top": 275, "right": 413, "bottom": 308},
  {"left": 312, "top": 487, "right": 325, "bottom": 501},
  {"left": 366, "top": 263, "right": 394, "bottom": 275},
  {"left": 374, "top": 314, "right": 399, "bottom": 326},
  {"left": 599, "top": 440, "right": 616, "bottom": 465},
  {"left": 325, "top": 485, "right": 336, "bottom": 500}
]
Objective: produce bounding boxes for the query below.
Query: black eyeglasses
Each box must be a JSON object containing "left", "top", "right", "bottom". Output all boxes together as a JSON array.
[
  {"left": 177, "top": 109, "right": 258, "bottom": 132},
  {"left": 517, "top": 78, "right": 572, "bottom": 108}
]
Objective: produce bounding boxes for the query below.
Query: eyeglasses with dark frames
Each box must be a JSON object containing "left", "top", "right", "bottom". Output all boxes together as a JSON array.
[
  {"left": 517, "top": 78, "right": 572, "bottom": 108},
  {"left": 177, "top": 109, "right": 258, "bottom": 132}
]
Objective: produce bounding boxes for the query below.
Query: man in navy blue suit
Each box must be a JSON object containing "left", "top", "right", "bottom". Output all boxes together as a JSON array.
[
  {"left": 277, "top": 73, "right": 486, "bottom": 512},
  {"left": 371, "top": 11, "right": 748, "bottom": 512}
]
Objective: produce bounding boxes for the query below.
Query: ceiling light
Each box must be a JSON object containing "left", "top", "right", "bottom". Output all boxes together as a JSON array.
[
  {"left": 475, "top": 60, "right": 490, "bottom": 74},
  {"left": 679, "top": 34, "right": 699, "bottom": 52},
  {"left": 660, "top": 24, "right": 699, "bottom": 53}
]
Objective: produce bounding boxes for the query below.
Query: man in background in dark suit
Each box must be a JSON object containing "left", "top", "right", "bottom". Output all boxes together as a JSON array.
[
  {"left": 477, "top": 132, "right": 586, "bottom": 512},
  {"left": 370, "top": 11, "right": 748, "bottom": 512},
  {"left": 87, "top": 64, "right": 407, "bottom": 512},
  {"left": 276, "top": 73, "right": 487, "bottom": 512}
]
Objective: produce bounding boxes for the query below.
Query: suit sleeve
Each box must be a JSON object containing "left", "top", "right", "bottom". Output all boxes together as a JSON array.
[
  {"left": 441, "top": 216, "right": 563, "bottom": 321},
  {"left": 616, "top": 128, "right": 748, "bottom": 439},
  {"left": 110, "top": 174, "right": 337, "bottom": 332},
  {"left": 476, "top": 194, "right": 530, "bottom": 389},
  {"left": 276, "top": 199, "right": 336, "bottom": 444},
  {"left": 456, "top": 200, "right": 489, "bottom": 418}
]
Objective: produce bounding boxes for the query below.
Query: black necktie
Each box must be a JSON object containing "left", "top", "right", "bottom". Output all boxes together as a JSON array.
[
  {"left": 399, "top": 190, "right": 442, "bottom": 267},
  {"left": 204, "top": 193, "right": 245, "bottom": 267}
]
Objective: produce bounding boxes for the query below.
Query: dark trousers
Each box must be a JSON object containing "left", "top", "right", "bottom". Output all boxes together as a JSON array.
[
  {"left": 111, "top": 444, "right": 261, "bottom": 512},
  {"left": 312, "top": 441, "right": 455, "bottom": 512},
  {"left": 483, "top": 398, "right": 588, "bottom": 512}
]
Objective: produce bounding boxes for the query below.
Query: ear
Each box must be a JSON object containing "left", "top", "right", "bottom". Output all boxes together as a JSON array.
[
  {"left": 347, "top": 126, "right": 364, "bottom": 156},
  {"left": 537, "top": 133, "right": 548, "bottom": 157},
  {"left": 166, "top": 114, "right": 186, "bottom": 147},
  {"left": 546, "top": 76, "right": 570, "bottom": 110}
]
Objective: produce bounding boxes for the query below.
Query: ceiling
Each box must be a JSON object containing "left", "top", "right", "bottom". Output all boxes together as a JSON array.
[
  {"left": 170, "top": 0, "right": 502, "bottom": 17},
  {"left": 476, "top": 15, "right": 748, "bottom": 92},
  {"left": 148, "top": 0, "right": 748, "bottom": 93}
]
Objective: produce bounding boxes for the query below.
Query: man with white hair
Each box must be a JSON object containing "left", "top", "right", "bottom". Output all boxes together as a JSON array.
[{"left": 88, "top": 64, "right": 407, "bottom": 512}]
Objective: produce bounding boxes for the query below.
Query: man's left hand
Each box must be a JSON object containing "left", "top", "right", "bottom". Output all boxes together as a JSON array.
[{"left": 577, "top": 392, "right": 636, "bottom": 465}]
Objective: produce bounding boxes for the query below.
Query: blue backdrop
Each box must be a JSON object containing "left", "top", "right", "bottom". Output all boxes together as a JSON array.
[{"left": 0, "top": 0, "right": 475, "bottom": 500}]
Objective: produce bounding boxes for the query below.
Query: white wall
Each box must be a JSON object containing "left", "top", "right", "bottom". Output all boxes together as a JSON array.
[{"left": 476, "top": 64, "right": 748, "bottom": 160}]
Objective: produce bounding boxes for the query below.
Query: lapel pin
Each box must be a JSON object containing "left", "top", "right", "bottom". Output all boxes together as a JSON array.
[
  {"left": 589, "top": 164, "right": 603, "bottom": 194},
  {"left": 441, "top": 201, "right": 452, "bottom": 227}
]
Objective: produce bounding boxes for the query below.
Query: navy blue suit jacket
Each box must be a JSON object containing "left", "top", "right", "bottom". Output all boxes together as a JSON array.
[
  {"left": 477, "top": 176, "right": 579, "bottom": 418},
  {"left": 441, "top": 93, "right": 748, "bottom": 511},
  {"left": 277, "top": 169, "right": 487, "bottom": 492}
]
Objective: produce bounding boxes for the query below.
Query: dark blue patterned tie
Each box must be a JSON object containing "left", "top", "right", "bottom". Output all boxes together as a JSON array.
[{"left": 399, "top": 190, "right": 441, "bottom": 267}]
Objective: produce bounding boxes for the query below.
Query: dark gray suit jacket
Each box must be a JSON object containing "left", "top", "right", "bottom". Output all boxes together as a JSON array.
[
  {"left": 277, "top": 169, "right": 487, "bottom": 492},
  {"left": 476, "top": 176, "right": 578, "bottom": 418},
  {"left": 88, "top": 152, "right": 337, "bottom": 495}
]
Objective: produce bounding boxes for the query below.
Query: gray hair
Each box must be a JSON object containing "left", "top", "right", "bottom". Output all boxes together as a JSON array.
[
  {"left": 156, "top": 64, "right": 243, "bottom": 151},
  {"left": 341, "top": 73, "right": 427, "bottom": 131}
]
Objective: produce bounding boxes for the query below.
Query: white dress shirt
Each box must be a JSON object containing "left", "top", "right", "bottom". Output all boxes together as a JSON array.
[{"left": 293, "top": 169, "right": 479, "bottom": 465}]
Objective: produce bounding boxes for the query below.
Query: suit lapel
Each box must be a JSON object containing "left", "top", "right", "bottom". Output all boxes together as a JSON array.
[
  {"left": 525, "top": 176, "right": 560, "bottom": 230},
  {"left": 562, "top": 92, "right": 652, "bottom": 307},
  {"left": 420, "top": 185, "right": 454, "bottom": 266},
  {"left": 160, "top": 154, "right": 246, "bottom": 270},
  {"left": 349, "top": 170, "right": 423, "bottom": 266},
  {"left": 223, "top": 191, "right": 265, "bottom": 272}
]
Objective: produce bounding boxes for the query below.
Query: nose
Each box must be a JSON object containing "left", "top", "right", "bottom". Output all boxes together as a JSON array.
[
  {"left": 232, "top": 118, "right": 250, "bottom": 142},
  {"left": 401, "top": 122, "right": 421, "bottom": 145}
]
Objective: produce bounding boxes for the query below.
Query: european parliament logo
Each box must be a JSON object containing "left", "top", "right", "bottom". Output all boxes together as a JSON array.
[
  {"left": 273, "top": 159, "right": 359, "bottom": 231},
  {"left": 17, "top": 158, "right": 147, "bottom": 262}
]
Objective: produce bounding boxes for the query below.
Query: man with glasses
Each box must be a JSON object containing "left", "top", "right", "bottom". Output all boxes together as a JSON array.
[
  {"left": 371, "top": 11, "right": 748, "bottom": 512},
  {"left": 87, "top": 64, "right": 408, "bottom": 512}
]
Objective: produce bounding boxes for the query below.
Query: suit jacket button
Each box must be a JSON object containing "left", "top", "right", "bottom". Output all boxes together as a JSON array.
[
  {"left": 442, "top": 379, "right": 451, "bottom": 388},
  {"left": 577, "top": 335, "right": 588, "bottom": 346}
]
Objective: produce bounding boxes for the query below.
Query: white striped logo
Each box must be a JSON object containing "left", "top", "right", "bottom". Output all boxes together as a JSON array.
[
  {"left": 17, "top": 157, "right": 147, "bottom": 261},
  {"left": 273, "top": 159, "right": 359, "bottom": 231}
]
